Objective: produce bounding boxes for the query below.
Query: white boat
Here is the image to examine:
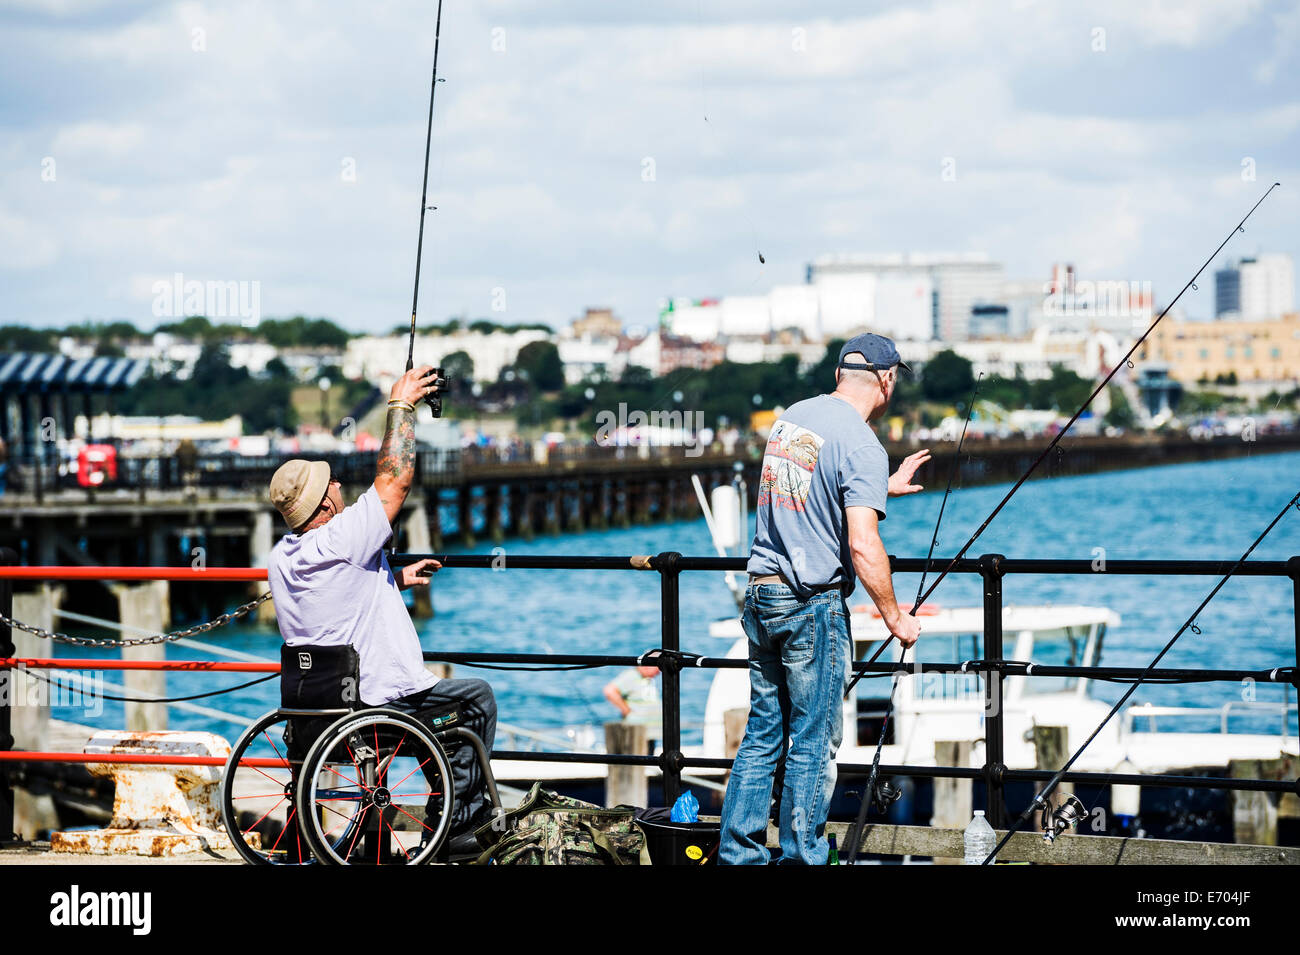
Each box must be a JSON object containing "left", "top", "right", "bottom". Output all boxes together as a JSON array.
[{"left": 696, "top": 602, "right": 1299, "bottom": 778}]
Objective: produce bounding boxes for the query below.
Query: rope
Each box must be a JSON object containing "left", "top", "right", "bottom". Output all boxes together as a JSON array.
[{"left": 24, "top": 668, "right": 277, "bottom": 703}]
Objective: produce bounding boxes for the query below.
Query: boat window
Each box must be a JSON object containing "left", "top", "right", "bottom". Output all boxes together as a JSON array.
[
  {"left": 904, "top": 633, "right": 984, "bottom": 702},
  {"left": 1022, "top": 627, "right": 1081, "bottom": 695}
]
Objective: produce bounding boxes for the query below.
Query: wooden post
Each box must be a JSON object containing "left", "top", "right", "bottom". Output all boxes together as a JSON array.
[
  {"left": 484, "top": 485, "right": 503, "bottom": 544},
  {"left": 457, "top": 486, "right": 476, "bottom": 548},
  {"left": 249, "top": 510, "right": 275, "bottom": 625},
  {"left": 404, "top": 499, "right": 434, "bottom": 619},
  {"left": 1278, "top": 755, "right": 1300, "bottom": 842},
  {"left": 604, "top": 721, "right": 648, "bottom": 808},
  {"left": 1032, "top": 725, "right": 1070, "bottom": 833},
  {"left": 10, "top": 586, "right": 61, "bottom": 838},
  {"left": 115, "top": 581, "right": 169, "bottom": 732},
  {"left": 723, "top": 707, "right": 748, "bottom": 763},
  {"left": 931, "top": 740, "right": 972, "bottom": 865},
  {"left": 1230, "top": 758, "right": 1280, "bottom": 846}
]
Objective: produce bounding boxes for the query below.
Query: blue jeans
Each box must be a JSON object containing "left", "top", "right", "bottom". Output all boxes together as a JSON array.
[{"left": 719, "top": 584, "right": 851, "bottom": 865}]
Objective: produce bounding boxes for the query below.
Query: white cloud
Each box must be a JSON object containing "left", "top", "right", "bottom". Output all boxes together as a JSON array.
[{"left": 0, "top": 0, "right": 1295, "bottom": 330}]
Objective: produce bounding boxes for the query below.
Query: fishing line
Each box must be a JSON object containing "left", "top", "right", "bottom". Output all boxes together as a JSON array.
[
  {"left": 911, "top": 183, "right": 1281, "bottom": 609},
  {"left": 843, "top": 375, "right": 981, "bottom": 864},
  {"left": 982, "top": 488, "right": 1300, "bottom": 863},
  {"left": 405, "top": 0, "right": 449, "bottom": 417}
]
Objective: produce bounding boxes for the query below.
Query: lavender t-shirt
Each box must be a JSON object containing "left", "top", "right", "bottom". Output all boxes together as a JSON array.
[{"left": 267, "top": 485, "right": 436, "bottom": 706}]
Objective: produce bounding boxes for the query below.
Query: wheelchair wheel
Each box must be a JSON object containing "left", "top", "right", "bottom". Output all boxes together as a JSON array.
[
  {"left": 221, "top": 711, "right": 328, "bottom": 864},
  {"left": 295, "top": 709, "right": 456, "bottom": 865}
]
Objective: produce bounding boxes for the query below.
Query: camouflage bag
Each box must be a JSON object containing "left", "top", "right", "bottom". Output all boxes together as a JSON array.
[{"left": 473, "top": 782, "right": 651, "bottom": 865}]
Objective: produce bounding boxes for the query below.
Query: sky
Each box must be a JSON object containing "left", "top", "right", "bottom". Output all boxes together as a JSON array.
[{"left": 1, "top": 0, "right": 1297, "bottom": 335}]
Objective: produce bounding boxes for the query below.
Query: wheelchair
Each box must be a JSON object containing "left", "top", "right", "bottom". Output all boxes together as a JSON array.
[{"left": 219, "top": 644, "right": 502, "bottom": 865}]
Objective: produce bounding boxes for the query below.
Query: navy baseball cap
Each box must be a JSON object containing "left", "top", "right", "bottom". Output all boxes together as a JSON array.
[{"left": 837, "top": 333, "right": 912, "bottom": 373}]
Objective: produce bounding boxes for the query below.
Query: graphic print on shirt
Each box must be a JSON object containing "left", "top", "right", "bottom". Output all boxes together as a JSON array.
[{"left": 757, "top": 420, "right": 825, "bottom": 512}]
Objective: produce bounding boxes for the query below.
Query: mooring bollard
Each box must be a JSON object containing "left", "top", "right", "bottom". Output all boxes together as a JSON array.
[{"left": 50, "top": 730, "right": 236, "bottom": 857}]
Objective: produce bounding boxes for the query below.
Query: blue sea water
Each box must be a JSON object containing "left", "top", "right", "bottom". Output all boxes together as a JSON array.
[{"left": 49, "top": 450, "right": 1300, "bottom": 745}]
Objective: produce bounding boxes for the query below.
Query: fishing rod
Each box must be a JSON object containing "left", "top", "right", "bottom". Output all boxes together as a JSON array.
[
  {"left": 843, "top": 374, "right": 981, "bottom": 864},
  {"left": 983, "top": 488, "right": 1300, "bottom": 863},
  {"left": 406, "top": 0, "right": 449, "bottom": 418},
  {"left": 909, "top": 183, "right": 1280, "bottom": 609}
]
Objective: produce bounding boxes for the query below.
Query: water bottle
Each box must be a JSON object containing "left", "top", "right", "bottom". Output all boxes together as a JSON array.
[{"left": 963, "top": 810, "right": 995, "bottom": 865}]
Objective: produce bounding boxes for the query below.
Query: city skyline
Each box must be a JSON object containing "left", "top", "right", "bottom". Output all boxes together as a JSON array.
[{"left": 3, "top": 1, "right": 1298, "bottom": 333}]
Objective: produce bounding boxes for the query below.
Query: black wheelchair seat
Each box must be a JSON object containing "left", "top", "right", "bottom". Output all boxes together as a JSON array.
[{"left": 279, "top": 643, "right": 360, "bottom": 759}]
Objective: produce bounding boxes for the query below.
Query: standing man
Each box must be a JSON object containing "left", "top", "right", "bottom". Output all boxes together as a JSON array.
[
  {"left": 719, "top": 333, "right": 928, "bottom": 865},
  {"left": 603, "top": 665, "right": 661, "bottom": 725},
  {"left": 267, "top": 365, "right": 497, "bottom": 853}
]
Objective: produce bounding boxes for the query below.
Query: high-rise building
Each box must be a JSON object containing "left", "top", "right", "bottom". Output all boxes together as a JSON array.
[
  {"left": 806, "top": 252, "right": 1003, "bottom": 341},
  {"left": 1215, "top": 254, "right": 1295, "bottom": 320}
]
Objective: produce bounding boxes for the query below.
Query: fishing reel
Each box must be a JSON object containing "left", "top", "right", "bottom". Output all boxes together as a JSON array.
[
  {"left": 425, "top": 366, "right": 450, "bottom": 418},
  {"left": 1041, "top": 794, "right": 1088, "bottom": 844},
  {"left": 867, "top": 778, "right": 903, "bottom": 815}
]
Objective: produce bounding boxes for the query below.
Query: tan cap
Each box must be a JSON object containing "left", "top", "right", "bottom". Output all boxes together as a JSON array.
[{"left": 269, "top": 459, "right": 331, "bottom": 531}]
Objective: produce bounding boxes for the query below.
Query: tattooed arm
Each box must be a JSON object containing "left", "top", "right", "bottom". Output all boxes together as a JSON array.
[{"left": 374, "top": 365, "right": 441, "bottom": 523}]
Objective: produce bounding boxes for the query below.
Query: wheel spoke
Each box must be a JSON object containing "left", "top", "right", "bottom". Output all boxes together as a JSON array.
[
  {"left": 260, "top": 728, "right": 291, "bottom": 768},
  {"left": 343, "top": 803, "right": 370, "bottom": 861},
  {"left": 392, "top": 802, "right": 435, "bottom": 834},
  {"left": 244, "top": 793, "right": 288, "bottom": 841},
  {"left": 390, "top": 755, "right": 433, "bottom": 792},
  {"left": 269, "top": 806, "right": 297, "bottom": 854},
  {"left": 324, "top": 761, "right": 364, "bottom": 791},
  {"left": 378, "top": 731, "right": 409, "bottom": 787}
]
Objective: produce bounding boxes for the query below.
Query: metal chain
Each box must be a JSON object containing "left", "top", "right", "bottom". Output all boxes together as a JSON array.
[{"left": 0, "top": 591, "right": 272, "bottom": 649}]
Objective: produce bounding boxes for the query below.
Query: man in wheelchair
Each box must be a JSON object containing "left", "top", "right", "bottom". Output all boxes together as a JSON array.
[{"left": 266, "top": 365, "right": 496, "bottom": 856}]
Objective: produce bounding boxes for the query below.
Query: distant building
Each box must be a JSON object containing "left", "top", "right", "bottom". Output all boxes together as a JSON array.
[
  {"left": 1215, "top": 254, "right": 1294, "bottom": 321},
  {"left": 1135, "top": 312, "right": 1300, "bottom": 384},
  {"left": 660, "top": 253, "right": 1000, "bottom": 344},
  {"left": 808, "top": 252, "right": 1003, "bottom": 341},
  {"left": 571, "top": 307, "right": 623, "bottom": 340},
  {"left": 343, "top": 328, "right": 550, "bottom": 386},
  {"left": 898, "top": 326, "right": 1123, "bottom": 382},
  {"left": 660, "top": 333, "right": 725, "bottom": 374}
]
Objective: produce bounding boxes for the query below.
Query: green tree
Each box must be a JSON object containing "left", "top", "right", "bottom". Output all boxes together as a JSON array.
[
  {"left": 920, "top": 349, "right": 975, "bottom": 404},
  {"left": 515, "top": 341, "right": 565, "bottom": 391},
  {"left": 441, "top": 349, "right": 474, "bottom": 382},
  {"left": 1102, "top": 385, "right": 1135, "bottom": 429},
  {"left": 1030, "top": 365, "right": 1093, "bottom": 411},
  {"left": 0, "top": 326, "right": 58, "bottom": 351}
]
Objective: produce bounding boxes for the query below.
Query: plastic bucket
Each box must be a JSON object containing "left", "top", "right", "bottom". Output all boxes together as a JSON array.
[{"left": 637, "top": 819, "right": 720, "bottom": 866}]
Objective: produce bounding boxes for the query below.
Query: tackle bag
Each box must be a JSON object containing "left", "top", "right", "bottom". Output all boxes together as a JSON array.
[{"left": 473, "top": 782, "right": 651, "bottom": 865}]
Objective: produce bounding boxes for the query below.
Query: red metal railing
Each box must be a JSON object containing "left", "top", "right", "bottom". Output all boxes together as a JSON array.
[{"left": 0, "top": 567, "right": 267, "bottom": 581}]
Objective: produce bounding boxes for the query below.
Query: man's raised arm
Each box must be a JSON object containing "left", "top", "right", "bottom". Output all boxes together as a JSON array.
[
  {"left": 846, "top": 505, "right": 921, "bottom": 648},
  {"left": 375, "top": 365, "right": 442, "bottom": 524}
]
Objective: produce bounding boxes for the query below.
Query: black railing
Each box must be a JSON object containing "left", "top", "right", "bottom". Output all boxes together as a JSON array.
[
  {"left": 1, "top": 550, "right": 1296, "bottom": 843},
  {"left": 391, "top": 551, "right": 1300, "bottom": 823}
]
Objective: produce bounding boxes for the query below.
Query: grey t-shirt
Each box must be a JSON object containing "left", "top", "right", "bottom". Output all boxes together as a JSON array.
[{"left": 746, "top": 393, "right": 889, "bottom": 599}]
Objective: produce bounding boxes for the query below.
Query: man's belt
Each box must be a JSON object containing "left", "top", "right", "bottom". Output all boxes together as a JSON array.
[{"left": 748, "top": 573, "right": 843, "bottom": 595}]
